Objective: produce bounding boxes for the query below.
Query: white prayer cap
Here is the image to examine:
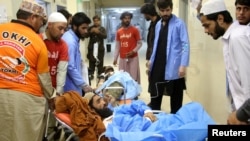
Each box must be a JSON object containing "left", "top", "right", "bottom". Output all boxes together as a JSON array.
[
  {"left": 200, "top": 0, "right": 227, "bottom": 16},
  {"left": 48, "top": 12, "right": 67, "bottom": 23}
]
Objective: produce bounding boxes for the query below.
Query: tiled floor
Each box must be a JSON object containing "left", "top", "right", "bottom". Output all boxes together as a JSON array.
[{"left": 90, "top": 41, "right": 192, "bottom": 113}]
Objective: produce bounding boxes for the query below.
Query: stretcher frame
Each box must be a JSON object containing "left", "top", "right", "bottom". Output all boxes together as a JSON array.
[
  {"left": 48, "top": 86, "right": 133, "bottom": 141},
  {"left": 44, "top": 109, "right": 77, "bottom": 141}
]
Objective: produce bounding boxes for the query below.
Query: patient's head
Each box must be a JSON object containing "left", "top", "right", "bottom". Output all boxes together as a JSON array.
[{"left": 84, "top": 92, "right": 113, "bottom": 119}]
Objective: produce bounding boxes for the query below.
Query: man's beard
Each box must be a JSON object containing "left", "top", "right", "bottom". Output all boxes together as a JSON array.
[
  {"left": 93, "top": 107, "right": 113, "bottom": 119},
  {"left": 122, "top": 21, "right": 130, "bottom": 27},
  {"left": 51, "top": 35, "right": 61, "bottom": 41},
  {"left": 75, "top": 27, "right": 87, "bottom": 40},
  {"left": 161, "top": 15, "right": 171, "bottom": 22},
  {"left": 213, "top": 22, "right": 225, "bottom": 40}
]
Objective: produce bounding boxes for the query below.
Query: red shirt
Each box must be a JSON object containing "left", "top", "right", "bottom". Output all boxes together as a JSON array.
[
  {"left": 40, "top": 34, "right": 69, "bottom": 87},
  {"left": 116, "top": 26, "right": 140, "bottom": 58}
]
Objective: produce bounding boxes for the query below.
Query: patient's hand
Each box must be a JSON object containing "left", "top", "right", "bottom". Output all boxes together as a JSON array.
[
  {"left": 144, "top": 112, "right": 157, "bottom": 122},
  {"left": 104, "top": 94, "right": 117, "bottom": 107}
]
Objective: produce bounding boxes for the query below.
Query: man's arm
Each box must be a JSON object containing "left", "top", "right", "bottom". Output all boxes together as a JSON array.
[
  {"left": 56, "top": 61, "right": 68, "bottom": 94},
  {"left": 113, "top": 41, "right": 120, "bottom": 66},
  {"left": 130, "top": 100, "right": 157, "bottom": 122},
  {"left": 227, "top": 99, "right": 250, "bottom": 124},
  {"left": 237, "top": 99, "right": 250, "bottom": 121},
  {"left": 37, "top": 43, "right": 56, "bottom": 99}
]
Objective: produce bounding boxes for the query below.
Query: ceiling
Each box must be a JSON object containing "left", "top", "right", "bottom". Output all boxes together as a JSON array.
[{"left": 96, "top": 0, "right": 145, "bottom": 8}]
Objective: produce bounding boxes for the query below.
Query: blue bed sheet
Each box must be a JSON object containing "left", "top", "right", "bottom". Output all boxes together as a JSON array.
[{"left": 105, "top": 102, "right": 216, "bottom": 141}]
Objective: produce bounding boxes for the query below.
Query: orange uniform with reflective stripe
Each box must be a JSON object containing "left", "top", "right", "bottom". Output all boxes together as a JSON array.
[{"left": 0, "top": 22, "right": 49, "bottom": 97}]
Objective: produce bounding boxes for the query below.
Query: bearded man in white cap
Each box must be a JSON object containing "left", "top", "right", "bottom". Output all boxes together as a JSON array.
[
  {"left": 199, "top": 0, "right": 250, "bottom": 124},
  {"left": 0, "top": 0, "right": 57, "bottom": 141},
  {"left": 41, "top": 12, "right": 68, "bottom": 95},
  {"left": 40, "top": 12, "right": 69, "bottom": 138}
]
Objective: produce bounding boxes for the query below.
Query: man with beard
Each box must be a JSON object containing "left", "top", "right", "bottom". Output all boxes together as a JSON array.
[
  {"left": 0, "top": 0, "right": 56, "bottom": 140},
  {"left": 235, "top": 0, "right": 250, "bottom": 25},
  {"left": 113, "top": 11, "right": 142, "bottom": 84},
  {"left": 62, "top": 12, "right": 93, "bottom": 96},
  {"left": 140, "top": 3, "right": 161, "bottom": 107},
  {"left": 41, "top": 12, "right": 68, "bottom": 95},
  {"left": 84, "top": 92, "right": 157, "bottom": 122},
  {"left": 40, "top": 12, "right": 69, "bottom": 139},
  {"left": 147, "top": 0, "right": 190, "bottom": 113},
  {"left": 200, "top": 0, "right": 250, "bottom": 123}
]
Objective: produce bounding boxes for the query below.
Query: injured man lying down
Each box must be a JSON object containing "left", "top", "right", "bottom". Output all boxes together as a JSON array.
[{"left": 55, "top": 91, "right": 216, "bottom": 141}]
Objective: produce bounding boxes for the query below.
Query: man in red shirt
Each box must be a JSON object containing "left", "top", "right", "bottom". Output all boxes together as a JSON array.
[
  {"left": 113, "top": 11, "right": 142, "bottom": 84},
  {"left": 41, "top": 12, "right": 68, "bottom": 94},
  {"left": 40, "top": 12, "right": 68, "bottom": 138}
]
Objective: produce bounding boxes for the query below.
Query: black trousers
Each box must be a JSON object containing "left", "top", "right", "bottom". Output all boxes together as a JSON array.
[
  {"left": 150, "top": 78, "right": 185, "bottom": 114},
  {"left": 87, "top": 49, "right": 105, "bottom": 76}
]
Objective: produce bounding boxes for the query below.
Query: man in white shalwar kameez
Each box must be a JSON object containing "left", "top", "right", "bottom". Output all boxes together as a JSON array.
[{"left": 200, "top": 0, "right": 250, "bottom": 113}]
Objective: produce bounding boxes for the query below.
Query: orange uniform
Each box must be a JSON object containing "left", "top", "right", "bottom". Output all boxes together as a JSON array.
[{"left": 0, "top": 22, "right": 49, "bottom": 97}]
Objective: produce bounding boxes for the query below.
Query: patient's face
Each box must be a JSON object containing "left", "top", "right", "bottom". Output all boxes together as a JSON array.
[
  {"left": 92, "top": 95, "right": 106, "bottom": 110},
  {"left": 91, "top": 95, "right": 113, "bottom": 118}
]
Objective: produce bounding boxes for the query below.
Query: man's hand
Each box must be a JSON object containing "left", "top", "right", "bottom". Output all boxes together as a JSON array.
[
  {"left": 227, "top": 111, "right": 248, "bottom": 125},
  {"left": 126, "top": 51, "right": 135, "bottom": 58},
  {"left": 178, "top": 66, "right": 186, "bottom": 78},
  {"left": 48, "top": 97, "right": 56, "bottom": 111},
  {"left": 82, "top": 85, "right": 93, "bottom": 93},
  {"left": 144, "top": 112, "right": 157, "bottom": 122},
  {"left": 91, "top": 27, "right": 99, "bottom": 34},
  {"left": 113, "top": 60, "right": 117, "bottom": 66}
]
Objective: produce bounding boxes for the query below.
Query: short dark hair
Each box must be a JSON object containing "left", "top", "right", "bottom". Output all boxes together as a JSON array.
[
  {"left": 201, "top": 11, "right": 233, "bottom": 24},
  {"left": 120, "top": 11, "right": 133, "bottom": 20},
  {"left": 93, "top": 15, "right": 100, "bottom": 20},
  {"left": 58, "top": 9, "right": 72, "bottom": 20},
  {"left": 235, "top": 0, "right": 250, "bottom": 6},
  {"left": 71, "top": 12, "right": 91, "bottom": 27},
  {"left": 16, "top": 9, "right": 32, "bottom": 20},
  {"left": 157, "top": 0, "right": 173, "bottom": 9},
  {"left": 140, "top": 3, "right": 158, "bottom": 16}
]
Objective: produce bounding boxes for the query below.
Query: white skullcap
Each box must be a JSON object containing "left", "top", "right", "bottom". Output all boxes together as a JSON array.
[
  {"left": 200, "top": 0, "right": 227, "bottom": 16},
  {"left": 48, "top": 12, "right": 67, "bottom": 23}
]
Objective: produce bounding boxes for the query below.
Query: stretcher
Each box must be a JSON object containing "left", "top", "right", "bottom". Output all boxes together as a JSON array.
[
  {"left": 48, "top": 85, "right": 134, "bottom": 141},
  {"left": 48, "top": 108, "right": 165, "bottom": 141},
  {"left": 43, "top": 109, "right": 76, "bottom": 141},
  {"left": 50, "top": 101, "right": 213, "bottom": 141},
  {"left": 54, "top": 112, "right": 77, "bottom": 141}
]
